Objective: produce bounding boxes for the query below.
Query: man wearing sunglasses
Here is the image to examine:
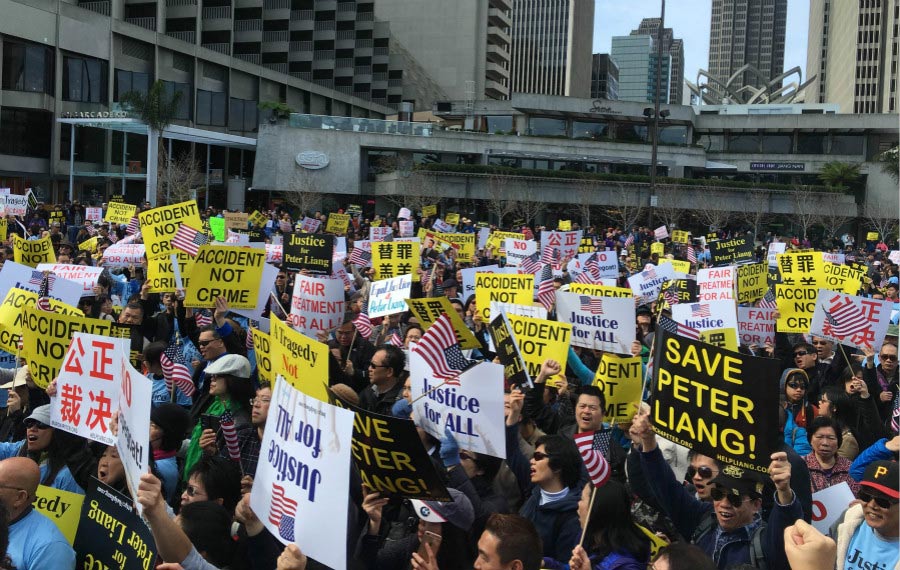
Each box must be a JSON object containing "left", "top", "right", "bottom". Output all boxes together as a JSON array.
[
  {"left": 830, "top": 460, "right": 898, "bottom": 570},
  {"left": 862, "top": 341, "right": 898, "bottom": 425}
]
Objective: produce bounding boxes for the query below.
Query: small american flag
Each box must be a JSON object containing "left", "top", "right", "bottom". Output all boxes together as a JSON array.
[
  {"left": 195, "top": 310, "right": 213, "bottom": 328},
  {"left": 686, "top": 246, "right": 697, "bottom": 264},
  {"left": 269, "top": 483, "right": 298, "bottom": 541},
  {"left": 519, "top": 251, "right": 541, "bottom": 275},
  {"left": 757, "top": 290, "right": 777, "bottom": 309},
  {"left": 353, "top": 305, "right": 374, "bottom": 339},
  {"left": 574, "top": 430, "right": 612, "bottom": 487},
  {"left": 220, "top": 409, "right": 241, "bottom": 462},
  {"left": 579, "top": 295, "right": 603, "bottom": 315},
  {"left": 536, "top": 263, "right": 555, "bottom": 310},
  {"left": 540, "top": 246, "right": 559, "bottom": 266},
  {"left": 348, "top": 247, "right": 372, "bottom": 267},
  {"left": 36, "top": 272, "right": 53, "bottom": 312},
  {"left": 412, "top": 314, "right": 474, "bottom": 385},
  {"left": 28, "top": 270, "right": 56, "bottom": 289},
  {"left": 160, "top": 341, "right": 196, "bottom": 397},
  {"left": 126, "top": 217, "right": 140, "bottom": 235},
  {"left": 624, "top": 234, "right": 634, "bottom": 248},
  {"left": 246, "top": 326, "right": 255, "bottom": 351},
  {"left": 891, "top": 393, "right": 898, "bottom": 433},
  {"left": 658, "top": 315, "right": 701, "bottom": 340},
  {"left": 574, "top": 254, "right": 600, "bottom": 284},
  {"left": 172, "top": 224, "right": 208, "bottom": 256},
  {"left": 85, "top": 224, "right": 98, "bottom": 236},
  {"left": 691, "top": 303, "right": 711, "bottom": 318},
  {"left": 108, "top": 232, "right": 119, "bottom": 244},
  {"left": 663, "top": 286, "right": 680, "bottom": 307},
  {"left": 388, "top": 330, "right": 403, "bottom": 347}
]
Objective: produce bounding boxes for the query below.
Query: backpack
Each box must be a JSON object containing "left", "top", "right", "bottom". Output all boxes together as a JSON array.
[{"left": 691, "top": 511, "right": 768, "bottom": 570}]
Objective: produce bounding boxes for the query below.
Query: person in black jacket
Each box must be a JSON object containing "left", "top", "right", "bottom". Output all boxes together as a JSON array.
[{"left": 356, "top": 345, "right": 405, "bottom": 417}]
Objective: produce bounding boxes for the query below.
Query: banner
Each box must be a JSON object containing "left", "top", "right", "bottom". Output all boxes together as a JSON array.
[
  {"left": 487, "top": 312, "right": 532, "bottom": 389},
  {"left": 540, "top": 230, "right": 583, "bottom": 261},
  {"left": 475, "top": 273, "right": 534, "bottom": 320},
  {"left": 444, "top": 213, "right": 460, "bottom": 226},
  {"left": 34, "top": 485, "right": 83, "bottom": 545},
  {"left": 735, "top": 263, "right": 768, "bottom": 304},
  {"left": 709, "top": 237, "right": 754, "bottom": 266},
  {"left": 810, "top": 483, "right": 855, "bottom": 534},
  {"left": 21, "top": 307, "right": 113, "bottom": 389},
  {"left": 325, "top": 213, "right": 350, "bottom": 234},
  {"left": 405, "top": 297, "right": 480, "bottom": 350},
  {"left": 767, "top": 242, "right": 786, "bottom": 268},
  {"left": 398, "top": 220, "right": 414, "bottom": 237},
  {"left": 866, "top": 231, "right": 879, "bottom": 241},
  {"left": 138, "top": 200, "right": 202, "bottom": 259},
  {"left": 431, "top": 219, "right": 454, "bottom": 233},
  {"left": 368, "top": 274, "right": 412, "bottom": 318},
  {"left": 370, "top": 226, "right": 392, "bottom": 241},
  {"left": 558, "top": 220, "right": 571, "bottom": 231},
  {"left": 289, "top": 275, "right": 345, "bottom": 336},
  {"left": 486, "top": 231, "right": 524, "bottom": 253},
  {"left": 736, "top": 306, "right": 775, "bottom": 347},
  {"left": 654, "top": 225, "right": 669, "bottom": 240},
  {"left": 36, "top": 264, "right": 103, "bottom": 297},
  {"left": 222, "top": 211, "right": 247, "bottom": 230},
  {"left": 85, "top": 207, "right": 103, "bottom": 222},
  {"left": 248, "top": 210, "right": 267, "bottom": 227},
  {"left": 252, "top": 328, "right": 274, "bottom": 386},
  {"left": 116, "top": 350, "right": 152, "bottom": 512},
  {"left": 593, "top": 354, "right": 642, "bottom": 423},
  {"left": 671, "top": 300, "right": 738, "bottom": 348},
  {"left": 51, "top": 333, "right": 130, "bottom": 446},
  {"left": 251, "top": 377, "right": 354, "bottom": 570},
  {"left": 265, "top": 243, "right": 283, "bottom": 265},
  {"left": 100, "top": 243, "right": 145, "bottom": 268},
  {"left": 74, "top": 480, "right": 156, "bottom": 570},
  {"left": 338, "top": 398, "right": 449, "bottom": 501},
  {"left": 13, "top": 235, "right": 56, "bottom": 267},
  {"left": 3, "top": 195, "right": 27, "bottom": 216},
  {"left": 672, "top": 230, "right": 690, "bottom": 244},
  {"left": 627, "top": 263, "right": 676, "bottom": 305},
  {"left": 651, "top": 328, "right": 781, "bottom": 473},
  {"left": 0, "top": 288, "right": 82, "bottom": 354},
  {"left": 104, "top": 202, "right": 137, "bottom": 225},
  {"left": 300, "top": 217, "right": 321, "bottom": 234},
  {"left": 270, "top": 318, "right": 328, "bottom": 402},
  {"left": 184, "top": 246, "right": 266, "bottom": 310},
  {"left": 569, "top": 284, "right": 633, "bottom": 298},
  {"left": 209, "top": 217, "right": 225, "bottom": 241},
  {"left": 371, "top": 240, "right": 420, "bottom": 281},
  {"left": 810, "top": 291, "right": 892, "bottom": 350},
  {"left": 556, "top": 291, "right": 636, "bottom": 354},
  {"left": 78, "top": 236, "right": 99, "bottom": 253},
  {"left": 283, "top": 233, "right": 334, "bottom": 275},
  {"left": 697, "top": 266, "right": 735, "bottom": 302},
  {"left": 410, "top": 355, "right": 506, "bottom": 459},
  {"left": 506, "top": 314, "right": 570, "bottom": 384}
]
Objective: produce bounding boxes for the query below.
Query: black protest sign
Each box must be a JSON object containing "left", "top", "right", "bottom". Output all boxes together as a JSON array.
[
  {"left": 709, "top": 237, "right": 754, "bottom": 266},
  {"left": 235, "top": 228, "right": 267, "bottom": 242},
  {"left": 283, "top": 233, "right": 334, "bottom": 275},
  {"left": 651, "top": 328, "right": 781, "bottom": 473},
  {"left": 658, "top": 279, "right": 697, "bottom": 306},
  {"left": 488, "top": 313, "right": 532, "bottom": 390},
  {"left": 331, "top": 392, "right": 450, "bottom": 501},
  {"left": 74, "top": 479, "right": 157, "bottom": 570},
  {"left": 110, "top": 323, "right": 144, "bottom": 370}
]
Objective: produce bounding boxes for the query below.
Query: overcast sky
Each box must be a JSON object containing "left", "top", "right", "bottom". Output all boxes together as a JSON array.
[{"left": 592, "top": 0, "right": 811, "bottom": 91}]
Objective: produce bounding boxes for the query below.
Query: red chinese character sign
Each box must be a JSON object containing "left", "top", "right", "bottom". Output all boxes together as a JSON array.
[
  {"left": 116, "top": 345, "right": 152, "bottom": 515},
  {"left": 50, "top": 333, "right": 130, "bottom": 446},
  {"left": 810, "top": 290, "right": 893, "bottom": 350}
]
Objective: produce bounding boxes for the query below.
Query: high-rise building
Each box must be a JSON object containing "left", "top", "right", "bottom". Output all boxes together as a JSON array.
[
  {"left": 590, "top": 54, "right": 618, "bottom": 100},
  {"left": 807, "top": 0, "right": 899, "bottom": 114},
  {"left": 611, "top": 35, "right": 670, "bottom": 104},
  {"left": 631, "top": 18, "right": 683, "bottom": 105},
  {"left": 374, "top": 0, "right": 512, "bottom": 102},
  {"left": 708, "top": 0, "right": 787, "bottom": 89},
  {"left": 510, "top": 0, "right": 594, "bottom": 97}
]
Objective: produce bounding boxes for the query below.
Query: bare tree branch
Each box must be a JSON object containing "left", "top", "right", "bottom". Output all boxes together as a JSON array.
[
  {"left": 792, "top": 187, "right": 823, "bottom": 240},
  {"left": 510, "top": 181, "right": 546, "bottom": 226},
  {"left": 864, "top": 195, "right": 900, "bottom": 244},
  {"left": 653, "top": 184, "right": 684, "bottom": 231},
  {"left": 737, "top": 190, "right": 771, "bottom": 242},
  {"left": 485, "top": 174, "right": 518, "bottom": 227},
  {"left": 607, "top": 184, "right": 645, "bottom": 231},
  {"left": 818, "top": 193, "right": 856, "bottom": 242},
  {"left": 281, "top": 168, "right": 324, "bottom": 218},
  {"left": 574, "top": 180, "right": 598, "bottom": 228},
  {"left": 691, "top": 186, "right": 733, "bottom": 232},
  {"left": 383, "top": 171, "right": 444, "bottom": 217},
  {"left": 158, "top": 151, "right": 204, "bottom": 205}
]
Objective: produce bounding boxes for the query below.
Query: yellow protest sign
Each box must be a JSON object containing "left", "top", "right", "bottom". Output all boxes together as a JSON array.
[
  {"left": 0, "top": 288, "right": 83, "bottom": 354},
  {"left": 736, "top": 263, "right": 768, "bottom": 304},
  {"left": 0, "top": 218, "right": 6, "bottom": 240},
  {"left": 270, "top": 317, "right": 328, "bottom": 402},
  {"left": 486, "top": 231, "right": 524, "bottom": 252},
  {"left": 183, "top": 246, "right": 265, "bottom": 309},
  {"left": 699, "top": 327, "right": 739, "bottom": 352},
  {"left": 593, "top": 354, "right": 642, "bottom": 424},
  {"left": 569, "top": 284, "right": 633, "bottom": 298},
  {"left": 34, "top": 485, "right": 84, "bottom": 544},
  {"left": 325, "top": 213, "right": 350, "bottom": 234},
  {"left": 475, "top": 273, "right": 534, "bottom": 320},
  {"left": 775, "top": 284, "right": 818, "bottom": 333},
  {"left": 659, "top": 258, "right": 691, "bottom": 274},
  {"left": 371, "top": 241, "right": 420, "bottom": 281},
  {"left": 867, "top": 232, "right": 879, "bottom": 241},
  {"left": 78, "top": 236, "right": 98, "bottom": 252},
  {"left": 422, "top": 205, "right": 438, "bottom": 218},
  {"left": 445, "top": 213, "right": 460, "bottom": 226},
  {"left": 138, "top": 200, "right": 203, "bottom": 259},
  {"left": 671, "top": 230, "right": 690, "bottom": 244},
  {"left": 405, "top": 297, "right": 481, "bottom": 349},
  {"left": 558, "top": 220, "right": 571, "bottom": 231},
  {"left": 20, "top": 306, "right": 113, "bottom": 389},
  {"left": 251, "top": 328, "right": 274, "bottom": 386},
  {"left": 249, "top": 210, "right": 268, "bottom": 227},
  {"left": 146, "top": 252, "right": 193, "bottom": 293},
  {"left": 224, "top": 211, "right": 248, "bottom": 230},
  {"left": 104, "top": 202, "right": 137, "bottom": 225},
  {"left": 438, "top": 233, "right": 476, "bottom": 262},
  {"left": 638, "top": 524, "right": 669, "bottom": 561},
  {"left": 822, "top": 263, "right": 863, "bottom": 295},
  {"left": 651, "top": 242, "right": 664, "bottom": 256},
  {"left": 506, "top": 314, "right": 570, "bottom": 384},
  {"left": 13, "top": 235, "right": 56, "bottom": 267}
]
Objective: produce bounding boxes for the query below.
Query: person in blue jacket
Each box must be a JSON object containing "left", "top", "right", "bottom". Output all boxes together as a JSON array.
[
  {"left": 781, "top": 368, "right": 816, "bottom": 456},
  {"left": 0, "top": 406, "right": 84, "bottom": 494}
]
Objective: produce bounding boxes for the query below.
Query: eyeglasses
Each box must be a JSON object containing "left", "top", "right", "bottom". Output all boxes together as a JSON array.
[
  {"left": 693, "top": 466, "right": 716, "bottom": 479},
  {"left": 250, "top": 397, "right": 271, "bottom": 407},
  {"left": 532, "top": 451, "right": 553, "bottom": 462},
  {"left": 786, "top": 381, "right": 808, "bottom": 390},
  {"left": 23, "top": 420, "right": 50, "bottom": 430},
  {"left": 710, "top": 487, "right": 747, "bottom": 507},
  {"left": 879, "top": 354, "right": 898, "bottom": 361},
  {"left": 368, "top": 362, "right": 389, "bottom": 369},
  {"left": 858, "top": 490, "right": 899, "bottom": 509},
  {"left": 794, "top": 351, "right": 812, "bottom": 357},
  {"left": 184, "top": 485, "right": 206, "bottom": 498},
  {"left": 198, "top": 339, "right": 220, "bottom": 347}
]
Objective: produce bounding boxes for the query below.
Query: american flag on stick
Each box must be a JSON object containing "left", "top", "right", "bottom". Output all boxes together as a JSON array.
[
  {"left": 160, "top": 341, "right": 196, "bottom": 397},
  {"left": 348, "top": 247, "right": 371, "bottom": 267},
  {"left": 172, "top": 224, "right": 208, "bottom": 256},
  {"left": 220, "top": 409, "right": 241, "bottom": 462},
  {"left": 658, "top": 315, "right": 701, "bottom": 341},
  {"left": 412, "top": 314, "right": 474, "bottom": 386},
  {"left": 823, "top": 295, "right": 871, "bottom": 339},
  {"left": 126, "top": 217, "right": 140, "bottom": 235},
  {"left": 686, "top": 246, "right": 697, "bottom": 264},
  {"left": 574, "top": 430, "right": 612, "bottom": 487},
  {"left": 757, "top": 290, "right": 777, "bottom": 309},
  {"left": 536, "top": 263, "right": 555, "bottom": 310},
  {"left": 624, "top": 234, "right": 634, "bottom": 248},
  {"left": 36, "top": 272, "right": 53, "bottom": 312},
  {"left": 519, "top": 251, "right": 541, "bottom": 275},
  {"left": 353, "top": 305, "right": 374, "bottom": 339}
]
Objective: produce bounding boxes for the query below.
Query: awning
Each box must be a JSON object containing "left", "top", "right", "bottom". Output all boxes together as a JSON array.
[{"left": 56, "top": 118, "right": 257, "bottom": 150}]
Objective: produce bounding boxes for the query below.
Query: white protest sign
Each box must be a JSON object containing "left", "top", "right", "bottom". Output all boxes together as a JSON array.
[
  {"left": 555, "top": 291, "right": 636, "bottom": 354},
  {"left": 36, "top": 264, "right": 104, "bottom": 296},
  {"left": 540, "top": 230, "right": 583, "bottom": 261},
  {"left": 431, "top": 219, "right": 454, "bottom": 233},
  {"left": 672, "top": 300, "right": 739, "bottom": 344},
  {"left": 697, "top": 266, "right": 735, "bottom": 302},
  {"left": 251, "top": 376, "right": 353, "bottom": 570},
  {"left": 409, "top": 353, "right": 506, "bottom": 459},
  {"left": 811, "top": 483, "right": 855, "bottom": 534},
  {"left": 822, "top": 252, "right": 845, "bottom": 265},
  {"left": 889, "top": 250, "right": 900, "bottom": 265},
  {"left": 627, "top": 263, "right": 676, "bottom": 305},
  {"left": 489, "top": 301, "right": 548, "bottom": 321},
  {"left": 504, "top": 239, "right": 536, "bottom": 267},
  {"left": 116, "top": 346, "right": 152, "bottom": 514},
  {"left": 51, "top": 334, "right": 130, "bottom": 446},
  {"left": 265, "top": 243, "right": 283, "bottom": 265},
  {"left": 101, "top": 243, "right": 146, "bottom": 267},
  {"left": 767, "top": 242, "right": 786, "bottom": 268},
  {"left": 567, "top": 252, "right": 619, "bottom": 281},
  {"left": 368, "top": 274, "right": 412, "bottom": 318},
  {"left": 288, "top": 275, "right": 345, "bottom": 337},
  {"left": 461, "top": 264, "right": 499, "bottom": 302},
  {"left": 737, "top": 306, "right": 776, "bottom": 347},
  {"left": 810, "top": 290, "right": 893, "bottom": 350},
  {"left": 654, "top": 225, "right": 669, "bottom": 240},
  {"left": 85, "top": 207, "right": 103, "bottom": 221},
  {"left": 477, "top": 227, "right": 490, "bottom": 250},
  {"left": 369, "top": 226, "right": 392, "bottom": 241},
  {"left": 399, "top": 220, "right": 414, "bottom": 237},
  {"left": 0, "top": 261, "right": 83, "bottom": 307},
  {"left": 0, "top": 188, "right": 9, "bottom": 195},
  {"left": 3, "top": 195, "right": 27, "bottom": 216},
  {"left": 300, "top": 217, "right": 321, "bottom": 234}
]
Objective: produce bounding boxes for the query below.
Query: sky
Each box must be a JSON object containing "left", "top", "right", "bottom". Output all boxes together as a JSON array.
[{"left": 593, "top": 0, "right": 811, "bottom": 97}]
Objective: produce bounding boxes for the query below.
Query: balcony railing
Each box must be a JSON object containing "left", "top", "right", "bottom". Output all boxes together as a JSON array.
[
  {"left": 263, "top": 30, "right": 289, "bottom": 41},
  {"left": 263, "top": 0, "right": 289, "bottom": 8},
  {"left": 337, "top": 2, "right": 355, "bottom": 12},
  {"left": 388, "top": 78, "right": 402, "bottom": 87},
  {"left": 203, "top": 42, "right": 231, "bottom": 55},
  {"left": 335, "top": 58, "right": 353, "bottom": 68},
  {"left": 166, "top": 0, "right": 197, "bottom": 5},
  {"left": 167, "top": 30, "right": 196, "bottom": 42},
  {"left": 125, "top": 17, "right": 157, "bottom": 31},
  {"left": 373, "top": 72, "right": 388, "bottom": 81},
  {"left": 315, "top": 78, "right": 334, "bottom": 88},
  {"left": 354, "top": 65, "right": 371, "bottom": 75},
  {"left": 264, "top": 62, "right": 288, "bottom": 73},
  {"left": 355, "top": 38, "right": 373, "bottom": 48},
  {"left": 374, "top": 46, "right": 389, "bottom": 56},
  {"left": 314, "top": 20, "right": 335, "bottom": 31},
  {"left": 291, "top": 71, "right": 312, "bottom": 81},
  {"left": 202, "top": 6, "right": 231, "bottom": 19},
  {"left": 290, "top": 9, "right": 313, "bottom": 19},
  {"left": 290, "top": 41, "right": 313, "bottom": 51},
  {"left": 79, "top": 0, "right": 110, "bottom": 15},
  {"left": 356, "top": 11, "right": 373, "bottom": 21},
  {"left": 335, "top": 85, "right": 353, "bottom": 94},
  {"left": 313, "top": 50, "right": 334, "bottom": 59},
  {"left": 336, "top": 30, "right": 355, "bottom": 40},
  {"left": 235, "top": 53, "right": 261, "bottom": 65},
  {"left": 234, "top": 18, "right": 261, "bottom": 30},
  {"left": 289, "top": 113, "right": 433, "bottom": 136}
]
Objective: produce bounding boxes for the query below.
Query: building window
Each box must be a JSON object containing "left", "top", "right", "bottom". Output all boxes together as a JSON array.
[
  {"left": 760, "top": 134, "right": 793, "bottom": 154},
  {"left": 197, "top": 90, "right": 226, "bottom": 126},
  {"left": 615, "top": 122, "right": 649, "bottom": 143},
  {"left": 1, "top": 40, "right": 53, "bottom": 94},
  {"left": 528, "top": 117, "right": 567, "bottom": 137},
  {"left": 114, "top": 69, "right": 151, "bottom": 102},
  {"left": 797, "top": 134, "right": 825, "bottom": 154},
  {"left": 572, "top": 120, "right": 609, "bottom": 140},
  {"left": 0, "top": 108, "right": 51, "bottom": 158},
  {"left": 727, "top": 133, "right": 760, "bottom": 153},
  {"left": 830, "top": 135, "right": 864, "bottom": 155},
  {"left": 161, "top": 80, "right": 191, "bottom": 120},
  {"left": 484, "top": 115, "right": 513, "bottom": 133},
  {"left": 658, "top": 125, "right": 688, "bottom": 145},
  {"left": 62, "top": 54, "right": 108, "bottom": 103},
  {"left": 228, "top": 98, "right": 258, "bottom": 132},
  {"left": 59, "top": 124, "right": 106, "bottom": 164}
]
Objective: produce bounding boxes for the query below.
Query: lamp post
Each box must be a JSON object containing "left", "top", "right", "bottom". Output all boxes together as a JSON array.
[{"left": 645, "top": 0, "right": 668, "bottom": 232}]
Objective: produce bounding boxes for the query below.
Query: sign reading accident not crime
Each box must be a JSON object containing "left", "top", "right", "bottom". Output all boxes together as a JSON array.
[{"left": 183, "top": 246, "right": 266, "bottom": 310}]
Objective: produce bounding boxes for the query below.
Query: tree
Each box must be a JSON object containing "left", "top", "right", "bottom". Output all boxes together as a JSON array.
[
  {"left": 818, "top": 161, "right": 862, "bottom": 192},
  {"left": 792, "top": 188, "right": 823, "bottom": 240},
  {"left": 877, "top": 146, "right": 899, "bottom": 182},
  {"left": 607, "top": 184, "right": 644, "bottom": 231},
  {"left": 864, "top": 195, "right": 900, "bottom": 245},
  {"left": 383, "top": 170, "right": 444, "bottom": 217},
  {"left": 574, "top": 180, "right": 598, "bottom": 228},
  {"left": 737, "top": 190, "right": 771, "bottom": 242},
  {"left": 120, "top": 81, "right": 183, "bottom": 206},
  {"left": 485, "top": 173, "right": 518, "bottom": 227},
  {"left": 692, "top": 186, "right": 733, "bottom": 232},
  {"left": 510, "top": 181, "right": 546, "bottom": 227},
  {"left": 653, "top": 184, "right": 684, "bottom": 231},
  {"left": 158, "top": 152, "right": 204, "bottom": 205},
  {"left": 818, "top": 193, "right": 855, "bottom": 243},
  {"left": 281, "top": 167, "right": 323, "bottom": 218}
]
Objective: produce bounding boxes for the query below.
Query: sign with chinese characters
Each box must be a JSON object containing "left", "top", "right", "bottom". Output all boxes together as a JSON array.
[{"left": 371, "top": 240, "right": 420, "bottom": 281}]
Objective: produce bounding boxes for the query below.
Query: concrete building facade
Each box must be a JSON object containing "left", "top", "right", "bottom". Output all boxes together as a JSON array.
[
  {"left": 589, "top": 53, "right": 618, "bottom": 100},
  {"left": 631, "top": 17, "right": 683, "bottom": 105},
  {"left": 509, "top": 0, "right": 594, "bottom": 98},
  {"left": 708, "top": 0, "right": 787, "bottom": 89},
  {"left": 807, "top": 0, "right": 899, "bottom": 114},
  {"left": 611, "top": 35, "right": 671, "bottom": 104}
]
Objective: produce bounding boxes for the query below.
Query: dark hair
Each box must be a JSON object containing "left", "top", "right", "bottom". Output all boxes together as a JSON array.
[
  {"left": 534, "top": 434, "right": 581, "bottom": 489},
  {"left": 185, "top": 456, "right": 242, "bottom": 513},
  {"left": 793, "top": 341, "right": 815, "bottom": 354},
  {"left": 124, "top": 301, "right": 144, "bottom": 317},
  {"left": 144, "top": 341, "right": 167, "bottom": 367},
  {"left": 575, "top": 385, "right": 607, "bottom": 411},
  {"left": 404, "top": 324, "right": 423, "bottom": 339},
  {"left": 822, "top": 386, "right": 854, "bottom": 425},
  {"left": 468, "top": 451, "right": 503, "bottom": 482},
  {"left": 178, "top": 501, "right": 236, "bottom": 567},
  {"left": 223, "top": 375, "right": 256, "bottom": 408},
  {"left": 653, "top": 542, "right": 716, "bottom": 570},
  {"left": 377, "top": 344, "right": 406, "bottom": 377},
  {"left": 582, "top": 480, "right": 650, "bottom": 563},
  {"left": 806, "top": 415, "right": 844, "bottom": 448},
  {"left": 199, "top": 325, "right": 221, "bottom": 338},
  {"left": 483, "top": 514, "right": 543, "bottom": 570}
]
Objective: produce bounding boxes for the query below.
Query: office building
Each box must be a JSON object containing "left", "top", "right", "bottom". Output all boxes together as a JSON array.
[
  {"left": 611, "top": 35, "right": 671, "bottom": 104},
  {"left": 708, "top": 0, "right": 787, "bottom": 89},
  {"left": 631, "top": 17, "right": 683, "bottom": 106},
  {"left": 374, "top": 0, "right": 512, "bottom": 102},
  {"left": 807, "top": 0, "right": 899, "bottom": 113},
  {"left": 590, "top": 54, "right": 618, "bottom": 100},
  {"left": 510, "top": 0, "right": 594, "bottom": 97}
]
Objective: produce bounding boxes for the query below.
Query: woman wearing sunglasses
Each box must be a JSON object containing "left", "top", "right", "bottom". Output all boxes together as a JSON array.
[{"left": 780, "top": 368, "right": 818, "bottom": 456}]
